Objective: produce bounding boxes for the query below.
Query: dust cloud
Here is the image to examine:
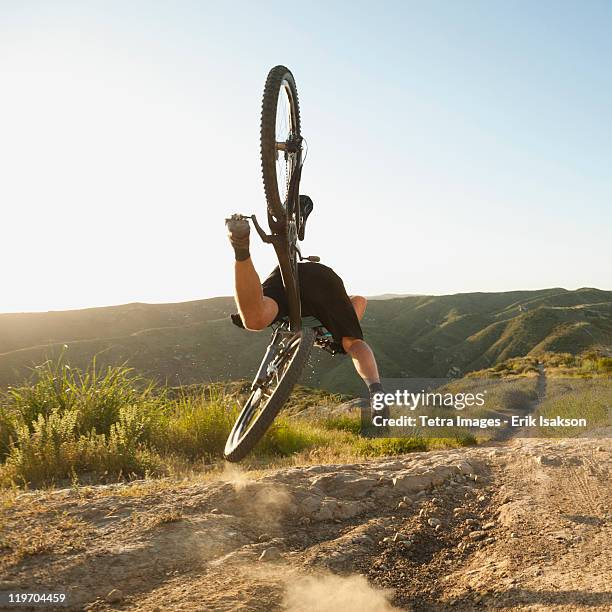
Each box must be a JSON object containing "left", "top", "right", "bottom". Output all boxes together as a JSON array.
[{"left": 283, "top": 572, "right": 397, "bottom": 612}]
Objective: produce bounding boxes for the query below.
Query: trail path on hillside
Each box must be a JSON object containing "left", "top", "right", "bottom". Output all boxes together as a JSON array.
[{"left": 1, "top": 435, "right": 611, "bottom": 611}]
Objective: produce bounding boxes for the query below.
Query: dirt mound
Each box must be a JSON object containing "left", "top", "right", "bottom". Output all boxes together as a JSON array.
[{"left": 1, "top": 438, "right": 610, "bottom": 610}]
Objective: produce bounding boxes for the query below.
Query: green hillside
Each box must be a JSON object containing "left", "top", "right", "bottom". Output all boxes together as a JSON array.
[{"left": 0, "top": 288, "right": 610, "bottom": 394}]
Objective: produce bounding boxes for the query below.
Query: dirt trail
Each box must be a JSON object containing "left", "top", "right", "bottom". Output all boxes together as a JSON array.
[{"left": 1, "top": 434, "right": 610, "bottom": 611}]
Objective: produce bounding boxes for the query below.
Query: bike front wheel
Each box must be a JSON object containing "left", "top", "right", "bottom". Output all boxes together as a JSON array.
[
  {"left": 224, "top": 328, "right": 314, "bottom": 462},
  {"left": 260, "top": 65, "right": 302, "bottom": 222}
]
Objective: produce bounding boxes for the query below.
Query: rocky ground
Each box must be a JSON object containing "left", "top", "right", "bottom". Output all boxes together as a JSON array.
[{"left": 1, "top": 436, "right": 610, "bottom": 611}]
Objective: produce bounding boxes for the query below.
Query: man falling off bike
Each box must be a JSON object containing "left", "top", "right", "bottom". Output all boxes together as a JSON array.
[{"left": 225, "top": 196, "right": 385, "bottom": 410}]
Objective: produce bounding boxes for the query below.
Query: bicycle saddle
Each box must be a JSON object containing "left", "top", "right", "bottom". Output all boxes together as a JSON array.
[{"left": 298, "top": 195, "right": 313, "bottom": 240}]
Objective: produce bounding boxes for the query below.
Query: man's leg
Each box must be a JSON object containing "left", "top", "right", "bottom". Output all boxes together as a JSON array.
[
  {"left": 341, "top": 337, "right": 380, "bottom": 387},
  {"left": 350, "top": 295, "right": 367, "bottom": 321},
  {"left": 226, "top": 214, "right": 278, "bottom": 331},
  {"left": 234, "top": 258, "right": 278, "bottom": 331},
  {"left": 342, "top": 336, "right": 388, "bottom": 429}
]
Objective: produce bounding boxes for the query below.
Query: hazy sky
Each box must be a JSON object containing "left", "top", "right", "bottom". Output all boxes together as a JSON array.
[{"left": 1, "top": 1, "right": 610, "bottom": 313}]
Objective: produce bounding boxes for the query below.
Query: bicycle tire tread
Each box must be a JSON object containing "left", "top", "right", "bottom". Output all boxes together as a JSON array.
[{"left": 260, "top": 65, "right": 301, "bottom": 220}]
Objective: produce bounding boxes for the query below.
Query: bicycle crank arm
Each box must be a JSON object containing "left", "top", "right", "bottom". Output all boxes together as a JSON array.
[{"left": 250, "top": 214, "right": 275, "bottom": 244}]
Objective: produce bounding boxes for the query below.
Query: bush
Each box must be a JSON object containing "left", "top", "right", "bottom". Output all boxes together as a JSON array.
[
  {"left": 597, "top": 357, "right": 612, "bottom": 374},
  {"left": 535, "top": 379, "right": 611, "bottom": 437},
  {"left": 317, "top": 415, "right": 362, "bottom": 435},
  {"left": 7, "top": 358, "right": 164, "bottom": 437},
  {"left": 152, "top": 392, "right": 237, "bottom": 461},
  {"left": 0, "top": 403, "right": 17, "bottom": 461},
  {"left": 0, "top": 359, "right": 480, "bottom": 488}
]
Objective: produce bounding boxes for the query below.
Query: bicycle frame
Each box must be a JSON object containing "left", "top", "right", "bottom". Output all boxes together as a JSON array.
[
  {"left": 252, "top": 326, "right": 290, "bottom": 388},
  {"left": 252, "top": 319, "right": 341, "bottom": 391},
  {"left": 251, "top": 142, "right": 304, "bottom": 333}
]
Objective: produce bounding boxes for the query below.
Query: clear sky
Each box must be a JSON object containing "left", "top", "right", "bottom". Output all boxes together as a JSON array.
[{"left": 1, "top": 0, "right": 610, "bottom": 313}]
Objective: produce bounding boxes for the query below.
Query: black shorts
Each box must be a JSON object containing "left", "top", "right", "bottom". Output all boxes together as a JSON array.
[{"left": 261, "top": 262, "right": 364, "bottom": 344}]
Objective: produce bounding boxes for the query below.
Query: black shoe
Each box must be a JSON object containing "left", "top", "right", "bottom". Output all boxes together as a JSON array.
[
  {"left": 369, "top": 384, "right": 389, "bottom": 436},
  {"left": 298, "top": 195, "right": 314, "bottom": 240}
]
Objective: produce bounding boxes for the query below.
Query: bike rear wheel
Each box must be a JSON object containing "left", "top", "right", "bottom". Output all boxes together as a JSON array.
[
  {"left": 260, "top": 65, "right": 302, "bottom": 222},
  {"left": 224, "top": 328, "right": 314, "bottom": 462}
]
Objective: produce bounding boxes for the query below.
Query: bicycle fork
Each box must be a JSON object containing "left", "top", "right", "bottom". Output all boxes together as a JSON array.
[{"left": 252, "top": 328, "right": 283, "bottom": 389}]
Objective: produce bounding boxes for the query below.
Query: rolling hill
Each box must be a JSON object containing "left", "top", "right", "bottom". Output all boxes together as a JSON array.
[{"left": 0, "top": 288, "right": 610, "bottom": 394}]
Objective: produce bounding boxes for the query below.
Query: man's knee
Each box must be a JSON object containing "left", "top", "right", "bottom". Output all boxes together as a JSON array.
[
  {"left": 241, "top": 313, "right": 269, "bottom": 331},
  {"left": 351, "top": 295, "right": 367, "bottom": 309},
  {"left": 350, "top": 295, "right": 367, "bottom": 320},
  {"left": 342, "top": 336, "right": 364, "bottom": 353}
]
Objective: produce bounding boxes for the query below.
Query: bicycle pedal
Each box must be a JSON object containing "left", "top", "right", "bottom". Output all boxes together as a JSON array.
[{"left": 225, "top": 213, "right": 251, "bottom": 222}]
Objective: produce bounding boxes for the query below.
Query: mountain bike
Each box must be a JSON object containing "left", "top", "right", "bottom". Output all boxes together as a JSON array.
[{"left": 224, "top": 65, "right": 341, "bottom": 462}]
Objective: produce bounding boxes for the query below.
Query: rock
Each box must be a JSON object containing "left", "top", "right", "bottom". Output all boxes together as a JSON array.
[
  {"left": 483, "top": 522, "right": 495, "bottom": 530},
  {"left": 536, "top": 455, "right": 561, "bottom": 466},
  {"left": 392, "top": 474, "right": 428, "bottom": 494},
  {"left": 484, "top": 537, "right": 495, "bottom": 544},
  {"left": 299, "top": 494, "right": 323, "bottom": 515},
  {"left": 352, "top": 534, "right": 373, "bottom": 544},
  {"left": 334, "top": 501, "right": 362, "bottom": 520},
  {"left": 456, "top": 461, "right": 473, "bottom": 474},
  {"left": 477, "top": 495, "right": 487, "bottom": 502},
  {"left": 596, "top": 446, "right": 605, "bottom": 452},
  {"left": 312, "top": 474, "right": 378, "bottom": 499},
  {"left": 419, "top": 508, "right": 427, "bottom": 517},
  {"left": 510, "top": 532, "right": 518, "bottom": 538},
  {"left": 210, "top": 508, "right": 220, "bottom": 514},
  {"left": 465, "top": 518, "right": 479, "bottom": 527},
  {"left": 428, "top": 518, "right": 441, "bottom": 527},
  {"left": 468, "top": 530, "right": 486, "bottom": 541},
  {"left": 392, "top": 532, "right": 410, "bottom": 542},
  {"left": 258, "top": 547, "right": 281, "bottom": 562},
  {"left": 258, "top": 533, "right": 271, "bottom": 542},
  {"left": 435, "top": 524, "right": 442, "bottom": 532},
  {"left": 315, "top": 500, "right": 337, "bottom": 521},
  {"left": 105, "top": 589, "right": 123, "bottom": 604},
  {"left": 397, "top": 501, "right": 409, "bottom": 510}
]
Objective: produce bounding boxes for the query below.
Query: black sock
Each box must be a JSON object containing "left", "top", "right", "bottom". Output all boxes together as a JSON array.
[
  {"left": 233, "top": 247, "right": 250, "bottom": 262},
  {"left": 368, "top": 382, "right": 384, "bottom": 395}
]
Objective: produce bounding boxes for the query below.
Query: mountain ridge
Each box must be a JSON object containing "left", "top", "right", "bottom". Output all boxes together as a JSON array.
[{"left": 0, "top": 287, "right": 610, "bottom": 393}]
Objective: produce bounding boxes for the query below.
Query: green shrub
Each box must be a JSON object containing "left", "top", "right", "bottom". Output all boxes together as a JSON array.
[
  {"left": 357, "top": 436, "right": 427, "bottom": 456},
  {"left": 0, "top": 404, "right": 17, "bottom": 461},
  {"left": 535, "top": 379, "right": 611, "bottom": 437},
  {"left": 0, "top": 358, "right": 483, "bottom": 488},
  {"left": 152, "top": 393, "right": 237, "bottom": 461},
  {"left": 317, "top": 414, "right": 362, "bottom": 435},
  {"left": 597, "top": 357, "right": 612, "bottom": 373},
  {"left": 7, "top": 358, "right": 163, "bottom": 437},
  {"left": 256, "top": 418, "right": 333, "bottom": 457}
]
